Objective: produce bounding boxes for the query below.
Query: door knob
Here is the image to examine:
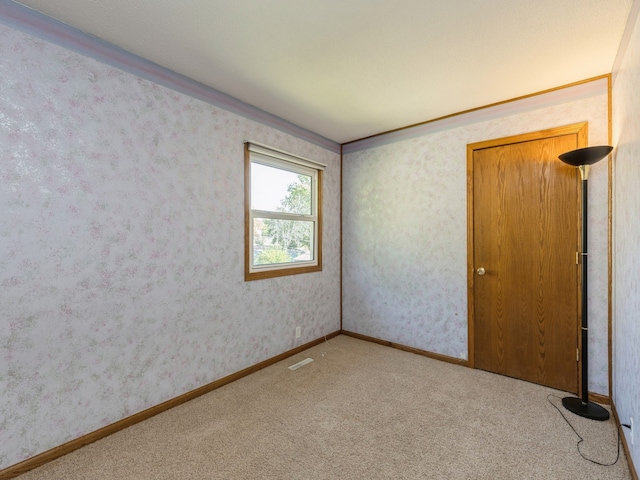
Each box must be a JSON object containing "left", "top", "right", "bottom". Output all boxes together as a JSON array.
[{"left": 476, "top": 267, "right": 486, "bottom": 276}]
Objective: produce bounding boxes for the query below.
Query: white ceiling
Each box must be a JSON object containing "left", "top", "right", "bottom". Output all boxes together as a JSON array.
[{"left": 15, "top": 0, "right": 634, "bottom": 144}]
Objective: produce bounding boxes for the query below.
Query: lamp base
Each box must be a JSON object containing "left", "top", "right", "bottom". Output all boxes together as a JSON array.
[{"left": 562, "top": 396, "right": 610, "bottom": 421}]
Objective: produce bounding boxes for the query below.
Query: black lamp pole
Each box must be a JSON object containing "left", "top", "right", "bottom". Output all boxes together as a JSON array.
[{"left": 558, "top": 145, "right": 612, "bottom": 421}]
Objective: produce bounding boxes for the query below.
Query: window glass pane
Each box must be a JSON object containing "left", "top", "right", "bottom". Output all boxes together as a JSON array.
[
  {"left": 253, "top": 218, "right": 314, "bottom": 266},
  {"left": 251, "top": 163, "right": 312, "bottom": 215}
]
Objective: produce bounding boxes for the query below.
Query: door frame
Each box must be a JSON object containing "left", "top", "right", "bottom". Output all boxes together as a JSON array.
[{"left": 466, "top": 122, "right": 588, "bottom": 392}]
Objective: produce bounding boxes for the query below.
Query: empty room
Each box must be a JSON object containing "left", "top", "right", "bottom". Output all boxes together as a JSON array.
[{"left": 1, "top": 0, "right": 639, "bottom": 478}]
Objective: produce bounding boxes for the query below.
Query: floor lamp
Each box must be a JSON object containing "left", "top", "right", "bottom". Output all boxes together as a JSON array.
[{"left": 558, "top": 145, "right": 612, "bottom": 421}]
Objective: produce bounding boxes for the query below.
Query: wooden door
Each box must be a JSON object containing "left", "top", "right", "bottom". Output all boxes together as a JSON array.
[{"left": 468, "top": 124, "right": 587, "bottom": 393}]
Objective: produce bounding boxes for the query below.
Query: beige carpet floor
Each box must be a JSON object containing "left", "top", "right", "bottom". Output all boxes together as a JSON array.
[{"left": 18, "top": 335, "right": 631, "bottom": 479}]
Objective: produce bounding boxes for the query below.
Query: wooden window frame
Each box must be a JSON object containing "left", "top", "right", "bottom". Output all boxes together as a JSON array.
[{"left": 244, "top": 142, "right": 323, "bottom": 281}]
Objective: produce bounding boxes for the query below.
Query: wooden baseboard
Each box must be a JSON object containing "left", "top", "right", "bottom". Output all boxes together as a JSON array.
[
  {"left": 340, "top": 330, "right": 469, "bottom": 366},
  {"left": 0, "top": 331, "right": 341, "bottom": 480},
  {"left": 3, "top": 330, "right": 629, "bottom": 479},
  {"left": 341, "top": 331, "right": 615, "bottom": 404},
  {"left": 612, "top": 402, "right": 639, "bottom": 480},
  {"left": 589, "top": 391, "right": 611, "bottom": 406}
]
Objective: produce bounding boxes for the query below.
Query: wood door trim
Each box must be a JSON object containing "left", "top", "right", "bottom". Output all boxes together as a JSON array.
[
  {"left": 466, "top": 123, "right": 588, "bottom": 373},
  {"left": 607, "top": 74, "right": 613, "bottom": 401}
]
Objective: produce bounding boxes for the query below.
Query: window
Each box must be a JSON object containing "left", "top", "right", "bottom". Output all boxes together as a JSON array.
[{"left": 244, "top": 142, "right": 324, "bottom": 280}]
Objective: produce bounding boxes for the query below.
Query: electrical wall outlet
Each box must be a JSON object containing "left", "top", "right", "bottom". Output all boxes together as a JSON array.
[
  {"left": 631, "top": 417, "right": 634, "bottom": 446},
  {"left": 295, "top": 326, "right": 301, "bottom": 338}
]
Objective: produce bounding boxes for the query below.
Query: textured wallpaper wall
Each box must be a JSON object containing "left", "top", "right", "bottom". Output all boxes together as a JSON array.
[
  {"left": 612, "top": 4, "right": 640, "bottom": 469},
  {"left": 342, "top": 92, "right": 610, "bottom": 393},
  {"left": 0, "top": 24, "right": 341, "bottom": 469}
]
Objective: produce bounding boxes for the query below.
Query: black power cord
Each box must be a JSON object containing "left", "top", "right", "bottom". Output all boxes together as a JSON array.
[{"left": 547, "top": 394, "right": 623, "bottom": 466}]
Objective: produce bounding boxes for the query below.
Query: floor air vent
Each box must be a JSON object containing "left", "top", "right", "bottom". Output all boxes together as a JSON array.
[{"left": 288, "top": 358, "right": 314, "bottom": 370}]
